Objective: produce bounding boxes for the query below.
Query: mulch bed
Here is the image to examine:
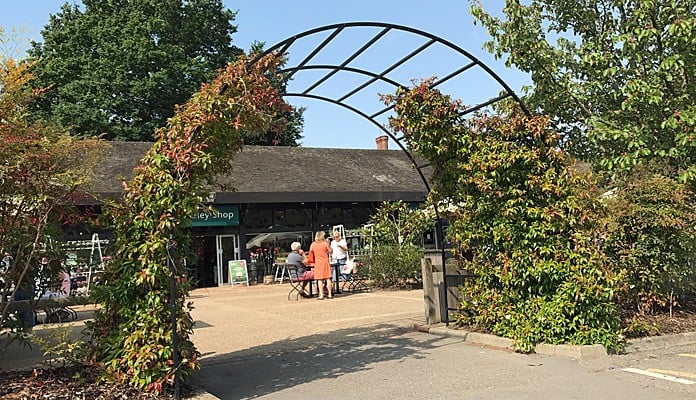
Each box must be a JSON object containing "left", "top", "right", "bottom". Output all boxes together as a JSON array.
[
  {"left": 0, "top": 365, "right": 183, "bottom": 400},
  {"left": 622, "top": 308, "right": 696, "bottom": 338}
]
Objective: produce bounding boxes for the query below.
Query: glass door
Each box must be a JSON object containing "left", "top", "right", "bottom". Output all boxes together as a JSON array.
[{"left": 216, "top": 235, "right": 239, "bottom": 286}]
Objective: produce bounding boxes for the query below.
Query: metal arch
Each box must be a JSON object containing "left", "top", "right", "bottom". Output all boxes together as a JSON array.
[
  {"left": 248, "top": 21, "right": 529, "bottom": 115},
  {"left": 281, "top": 65, "right": 407, "bottom": 92},
  {"left": 245, "top": 22, "right": 530, "bottom": 325},
  {"left": 284, "top": 92, "right": 431, "bottom": 191},
  {"left": 248, "top": 22, "right": 530, "bottom": 191}
]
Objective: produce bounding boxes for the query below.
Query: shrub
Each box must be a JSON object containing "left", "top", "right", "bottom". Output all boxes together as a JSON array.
[
  {"left": 598, "top": 164, "right": 696, "bottom": 313},
  {"left": 88, "top": 55, "right": 290, "bottom": 393},
  {"left": 368, "top": 245, "right": 423, "bottom": 288},
  {"left": 365, "top": 201, "right": 434, "bottom": 288}
]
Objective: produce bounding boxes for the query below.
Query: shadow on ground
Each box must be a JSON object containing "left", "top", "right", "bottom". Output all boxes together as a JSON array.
[
  {"left": 1, "top": 307, "right": 95, "bottom": 371},
  {"left": 196, "top": 323, "right": 453, "bottom": 399}
]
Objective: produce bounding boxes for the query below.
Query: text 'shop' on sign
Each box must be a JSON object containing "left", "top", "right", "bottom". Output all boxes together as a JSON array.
[{"left": 191, "top": 205, "right": 239, "bottom": 227}]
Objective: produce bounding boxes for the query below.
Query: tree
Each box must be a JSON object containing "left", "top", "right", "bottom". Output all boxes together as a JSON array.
[
  {"left": 597, "top": 163, "right": 696, "bottom": 313},
  {"left": 243, "top": 42, "right": 305, "bottom": 146},
  {"left": 470, "top": 0, "right": 695, "bottom": 183},
  {"left": 471, "top": 0, "right": 696, "bottom": 316},
  {"left": 28, "top": 0, "right": 243, "bottom": 142},
  {"left": 242, "top": 106, "right": 305, "bottom": 146},
  {"left": 0, "top": 49, "right": 101, "bottom": 336},
  {"left": 88, "top": 53, "right": 291, "bottom": 393}
]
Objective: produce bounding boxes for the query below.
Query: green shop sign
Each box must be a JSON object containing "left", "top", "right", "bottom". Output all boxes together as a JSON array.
[{"left": 191, "top": 205, "right": 239, "bottom": 227}]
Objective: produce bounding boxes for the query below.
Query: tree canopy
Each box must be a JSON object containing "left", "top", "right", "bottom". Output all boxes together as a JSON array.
[
  {"left": 28, "top": 0, "right": 248, "bottom": 142},
  {"left": 471, "top": 0, "right": 695, "bottom": 183}
]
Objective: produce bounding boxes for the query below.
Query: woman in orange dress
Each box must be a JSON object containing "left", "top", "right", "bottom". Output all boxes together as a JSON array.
[{"left": 309, "top": 231, "right": 333, "bottom": 299}]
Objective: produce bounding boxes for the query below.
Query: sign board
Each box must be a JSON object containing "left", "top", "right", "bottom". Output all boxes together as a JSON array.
[
  {"left": 191, "top": 204, "right": 239, "bottom": 227},
  {"left": 228, "top": 259, "right": 248, "bottom": 286}
]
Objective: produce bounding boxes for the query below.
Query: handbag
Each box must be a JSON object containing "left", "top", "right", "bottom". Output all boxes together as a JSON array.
[{"left": 307, "top": 248, "right": 315, "bottom": 264}]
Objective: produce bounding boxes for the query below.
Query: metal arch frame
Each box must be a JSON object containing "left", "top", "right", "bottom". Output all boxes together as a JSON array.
[{"left": 244, "top": 22, "right": 530, "bottom": 324}]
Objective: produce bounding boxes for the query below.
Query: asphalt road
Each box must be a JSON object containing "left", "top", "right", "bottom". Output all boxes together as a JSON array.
[{"left": 197, "top": 330, "right": 696, "bottom": 400}]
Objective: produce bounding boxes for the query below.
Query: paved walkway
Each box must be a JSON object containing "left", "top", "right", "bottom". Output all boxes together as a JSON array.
[
  {"left": 191, "top": 284, "right": 696, "bottom": 400},
  {"left": 0, "top": 305, "right": 98, "bottom": 371},
  {"left": 1, "top": 284, "right": 426, "bottom": 372},
  {"left": 189, "top": 284, "right": 425, "bottom": 362}
]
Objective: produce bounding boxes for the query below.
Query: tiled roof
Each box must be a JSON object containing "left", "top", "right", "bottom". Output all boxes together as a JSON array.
[{"left": 89, "top": 142, "right": 430, "bottom": 203}]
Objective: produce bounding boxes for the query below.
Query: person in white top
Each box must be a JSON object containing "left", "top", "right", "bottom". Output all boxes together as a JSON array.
[{"left": 330, "top": 231, "right": 349, "bottom": 288}]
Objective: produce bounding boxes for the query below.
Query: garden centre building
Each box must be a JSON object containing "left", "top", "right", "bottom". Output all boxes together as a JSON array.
[{"left": 74, "top": 139, "right": 432, "bottom": 287}]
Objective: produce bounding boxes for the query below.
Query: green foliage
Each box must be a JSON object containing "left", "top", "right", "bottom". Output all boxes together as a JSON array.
[
  {"left": 386, "top": 83, "right": 622, "bottom": 351},
  {"left": 88, "top": 54, "right": 290, "bottom": 393},
  {"left": 471, "top": 0, "right": 696, "bottom": 183},
  {"left": 27, "top": 2, "right": 305, "bottom": 146},
  {"left": 471, "top": 0, "right": 696, "bottom": 325},
  {"left": 597, "top": 164, "right": 696, "bottom": 313},
  {"left": 365, "top": 201, "right": 434, "bottom": 287},
  {"left": 623, "top": 316, "right": 660, "bottom": 338},
  {"left": 0, "top": 51, "right": 102, "bottom": 333},
  {"left": 32, "top": 326, "right": 86, "bottom": 367},
  {"left": 369, "top": 245, "right": 423, "bottom": 288},
  {"left": 369, "top": 200, "right": 435, "bottom": 247},
  {"left": 241, "top": 106, "right": 305, "bottom": 146},
  {"left": 28, "top": 0, "right": 243, "bottom": 142},
  {"left": 244, "top": 42, "right": 305, "bottom": 146}
]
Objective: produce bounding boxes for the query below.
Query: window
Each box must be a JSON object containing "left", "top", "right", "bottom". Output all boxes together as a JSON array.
[
  {"left": 273, "top": 207, "right": 310, "bottom": 228},
  {"left": 317, "top": 204, "right": 377, "bottom": 230},
  {"left": 243, "top": 207, "right": 273, "bottom": 230}
]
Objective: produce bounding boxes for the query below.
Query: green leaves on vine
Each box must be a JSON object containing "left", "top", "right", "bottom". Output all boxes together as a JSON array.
[
  {"left": 89, "top": 54, "right": 290, "bottom": 392},
  {"left": 387, "top": 82, "right": 622, "bottom": 351}
]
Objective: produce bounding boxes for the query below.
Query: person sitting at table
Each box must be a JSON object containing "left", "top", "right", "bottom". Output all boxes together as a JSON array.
[
  {"left": 309, "top": 231, "right": 333, "bottom": 300},
  {"left": 287, "top": 242, "right": 313, "bottom": 297}
]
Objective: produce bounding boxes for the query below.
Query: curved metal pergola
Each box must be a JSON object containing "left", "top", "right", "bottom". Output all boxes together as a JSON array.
[{"left": 247, "top": 22, "right": 530, "bottom": 323}]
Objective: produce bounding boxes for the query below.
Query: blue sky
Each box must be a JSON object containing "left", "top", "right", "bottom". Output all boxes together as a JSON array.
[{"left": 1, "top": 0, "right": 529, "bottom": 149}]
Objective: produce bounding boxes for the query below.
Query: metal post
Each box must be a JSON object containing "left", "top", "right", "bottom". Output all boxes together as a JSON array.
[
  {"left": 167, "top": 235, "right": 181, "bottom": 400},
  {"left": 436, "top": 220, "right": 449, "bottom": 325}
]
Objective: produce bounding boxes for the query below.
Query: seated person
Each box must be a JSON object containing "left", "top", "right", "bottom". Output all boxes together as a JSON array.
[
  {"left": 13, "top": 270, "right": 36, "bottom": 335},
  {"left": 287, "top": 242, "right": 313, "bottom": 297}
]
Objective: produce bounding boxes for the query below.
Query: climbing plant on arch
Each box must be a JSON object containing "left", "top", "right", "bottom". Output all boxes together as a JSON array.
[
  {"left": 88, "top": 54, "right": 290, "bottom": 392},
  {"left": 385, "top": 81, "right": 623, "bottom": 352}
]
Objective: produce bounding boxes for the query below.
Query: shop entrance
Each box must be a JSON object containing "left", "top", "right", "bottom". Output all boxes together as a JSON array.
[
  {"left": 216, "top": 235, "right": 240, "bottom": 286},
  {"left": 191, "top": 236, "right": 216, "bottom": 287}
]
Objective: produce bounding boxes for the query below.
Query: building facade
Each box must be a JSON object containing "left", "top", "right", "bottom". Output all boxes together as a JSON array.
[{"left": 76, "top": 141, "right": 430, "bottom": 287}]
